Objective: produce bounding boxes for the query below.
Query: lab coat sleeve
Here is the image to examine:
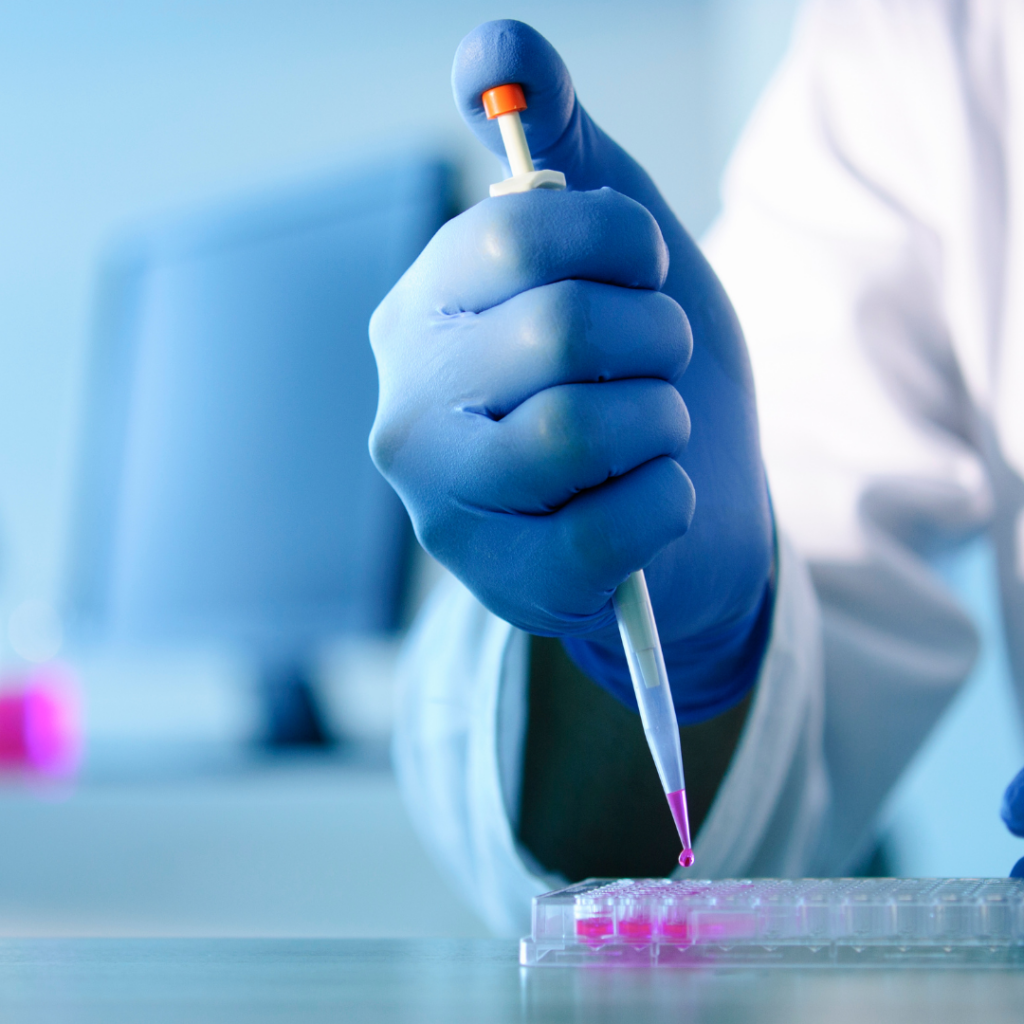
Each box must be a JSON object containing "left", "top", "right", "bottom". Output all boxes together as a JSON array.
[
  {"left": 391, "top": 570, "right": 549, "bottom": 937},
  {"left": 393, "top": 534, "right": 832, "bottom": 934}
]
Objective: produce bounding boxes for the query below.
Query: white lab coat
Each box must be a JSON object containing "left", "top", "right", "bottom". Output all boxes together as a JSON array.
[{"left": 393, "top": 0, "right": 1024, "bottom": 935}]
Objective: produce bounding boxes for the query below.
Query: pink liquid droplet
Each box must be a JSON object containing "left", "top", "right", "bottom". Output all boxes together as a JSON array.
[{"left": 666, "top": 788, "right": 694, "bottom": 868}]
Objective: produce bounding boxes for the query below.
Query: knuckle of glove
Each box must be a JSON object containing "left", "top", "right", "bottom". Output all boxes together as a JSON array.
[
  {"left": 471, "top": 198, "right": 541, "bottom": 287},
  {"left": 657, "top": 292, "right": 694, "bottom": 382},
  {"left": 528, "top": 387, "right": 601, "bottom": 472},
  {"left": 473, "top": 188, "right": 668, "bottom": 295},
  {"left": 534, "top": 279, "right": 594, "bottom": 376}
]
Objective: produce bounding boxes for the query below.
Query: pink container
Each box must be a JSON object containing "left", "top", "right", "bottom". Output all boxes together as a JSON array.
[{"left": 0, "top": 665, "right": 82, "bottom": 776}]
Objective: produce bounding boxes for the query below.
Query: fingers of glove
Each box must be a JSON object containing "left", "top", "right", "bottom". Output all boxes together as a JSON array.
[
  {"left": 459, "top": 379, "right": 690, "bottom": 513},
  {"left": 457, "top": 280, "right": 692, "bottom": 417},
  {"left": 393, "top": 187, "right": 668, "bottom": 317},
  {"left": 455, "top": 456, "right": 696, "bottom": 636},
  {"left": 551, "top": 455, "right": 696, "bottom": 599},
  {"left": 1001, "top": 765, "right": 1024, "bottom": 838}
]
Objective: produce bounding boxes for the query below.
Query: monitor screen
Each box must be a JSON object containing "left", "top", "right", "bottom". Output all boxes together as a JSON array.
[{"left": 67, "top": 156, "right": 456, "bottom": 658}]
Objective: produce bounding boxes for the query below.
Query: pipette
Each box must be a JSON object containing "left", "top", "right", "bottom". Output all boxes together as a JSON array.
[{"left": 481, "top": 83, "right": 694, "bottom": 869}]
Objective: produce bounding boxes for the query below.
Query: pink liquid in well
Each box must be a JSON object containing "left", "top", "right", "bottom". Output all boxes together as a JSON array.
[
  {"left": 660, "top": 914, "right": 694, "bottom": 944},
  {"left": 575, "top": 917, "right": 614, "bottom": 944},
  {"left": 617, "top": 916, "right": 654, "bottom": 942},
  {"left": 666, "top": 788, "right": 694, "bottom": 867}
]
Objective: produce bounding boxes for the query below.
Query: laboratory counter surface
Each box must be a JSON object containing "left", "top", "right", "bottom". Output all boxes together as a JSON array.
[{"left": 0, "top": 938, "right": 1021, "bottom": 1023}]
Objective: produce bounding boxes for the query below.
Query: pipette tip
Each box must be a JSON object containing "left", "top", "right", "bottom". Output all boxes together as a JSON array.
[{"left": 666, "top": 788, "right": 694, "bottom": 868}]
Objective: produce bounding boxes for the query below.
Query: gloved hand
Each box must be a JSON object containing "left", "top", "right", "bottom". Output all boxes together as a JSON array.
[
  {"left": 370, "top": 20, "right": 774, "bottom": 722},
  {"left": 1001, "top": 766, "right": 1024, "bottom": 877}
]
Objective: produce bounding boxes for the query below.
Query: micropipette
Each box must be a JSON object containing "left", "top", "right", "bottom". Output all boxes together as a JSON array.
[{"left": 481, "top": 83, "right": 694, "bottom": 869}]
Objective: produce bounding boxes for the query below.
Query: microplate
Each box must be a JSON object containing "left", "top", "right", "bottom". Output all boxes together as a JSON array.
[{"left": 520, "top": 877, "right": 1024, "bottom": 967}]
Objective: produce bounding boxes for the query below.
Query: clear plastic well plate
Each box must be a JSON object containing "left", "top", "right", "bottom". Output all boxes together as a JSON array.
[{"left": 520, "top": 877, "right": 1024, "bottom": 967}]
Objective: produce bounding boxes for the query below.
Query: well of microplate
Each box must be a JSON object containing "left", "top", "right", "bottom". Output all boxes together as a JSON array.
[{"left": 521, "top": 877, "right": 1024, "bottom": 967}]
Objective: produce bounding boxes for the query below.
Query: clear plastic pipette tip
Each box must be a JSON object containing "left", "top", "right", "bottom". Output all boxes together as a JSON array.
[
  {"left": 613, "top": 570, "right": 694, "bottom": 869},
  {"left": 667, "top": 789, "right": 694, "bottom": 866}
]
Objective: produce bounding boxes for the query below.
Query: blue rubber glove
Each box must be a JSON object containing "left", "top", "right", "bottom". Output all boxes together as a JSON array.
[
  {"left": 370, "top": 20, "right": 774, "bottom": 722},
  {"left": 1001, "top": 767, "right": 1024, "bottom": 877}
]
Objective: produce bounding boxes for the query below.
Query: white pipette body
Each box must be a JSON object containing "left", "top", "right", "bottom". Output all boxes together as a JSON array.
[{"left": 483, "top": 88, "right": 694, "bottom": 868}]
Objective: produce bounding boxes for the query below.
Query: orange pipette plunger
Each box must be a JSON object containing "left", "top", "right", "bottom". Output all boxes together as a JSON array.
[
  {"left": 482, "top": 83, "right": 528, "bottom": 119},
  {"left": 481, "top": 84, "right": 566, "bottom": 196}
]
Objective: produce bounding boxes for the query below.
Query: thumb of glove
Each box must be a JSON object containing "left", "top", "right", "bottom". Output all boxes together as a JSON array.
[
  {"left": 450, "top": 19, "right": 749, "bottom": 391},
  {"left": 452, "top": 20, "right": 662, "bottom": 204}
]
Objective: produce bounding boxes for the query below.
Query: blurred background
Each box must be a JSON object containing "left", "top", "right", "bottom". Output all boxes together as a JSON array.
[{"left": 0, "top": 0, "right": 1019, "bottom": 938}]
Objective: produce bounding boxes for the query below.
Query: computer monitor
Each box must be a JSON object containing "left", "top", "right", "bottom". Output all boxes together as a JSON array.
[{"left": 67, "top": 155, "right": 457, "bottom": 743}]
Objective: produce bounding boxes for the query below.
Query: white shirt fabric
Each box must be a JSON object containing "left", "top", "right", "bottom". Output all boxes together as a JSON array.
[{"left": 393, "top": 0, "right": 1024, "bottom": 935}]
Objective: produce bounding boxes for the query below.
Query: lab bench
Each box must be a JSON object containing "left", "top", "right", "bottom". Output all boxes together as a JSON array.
[{"left": 0, "top": 937, "right": 1021, "bottom": 1023}]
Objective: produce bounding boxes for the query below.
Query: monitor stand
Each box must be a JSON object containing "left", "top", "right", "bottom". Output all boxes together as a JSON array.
[{"left": 258, "top": 660, "right": 334, "bottom": 748}]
